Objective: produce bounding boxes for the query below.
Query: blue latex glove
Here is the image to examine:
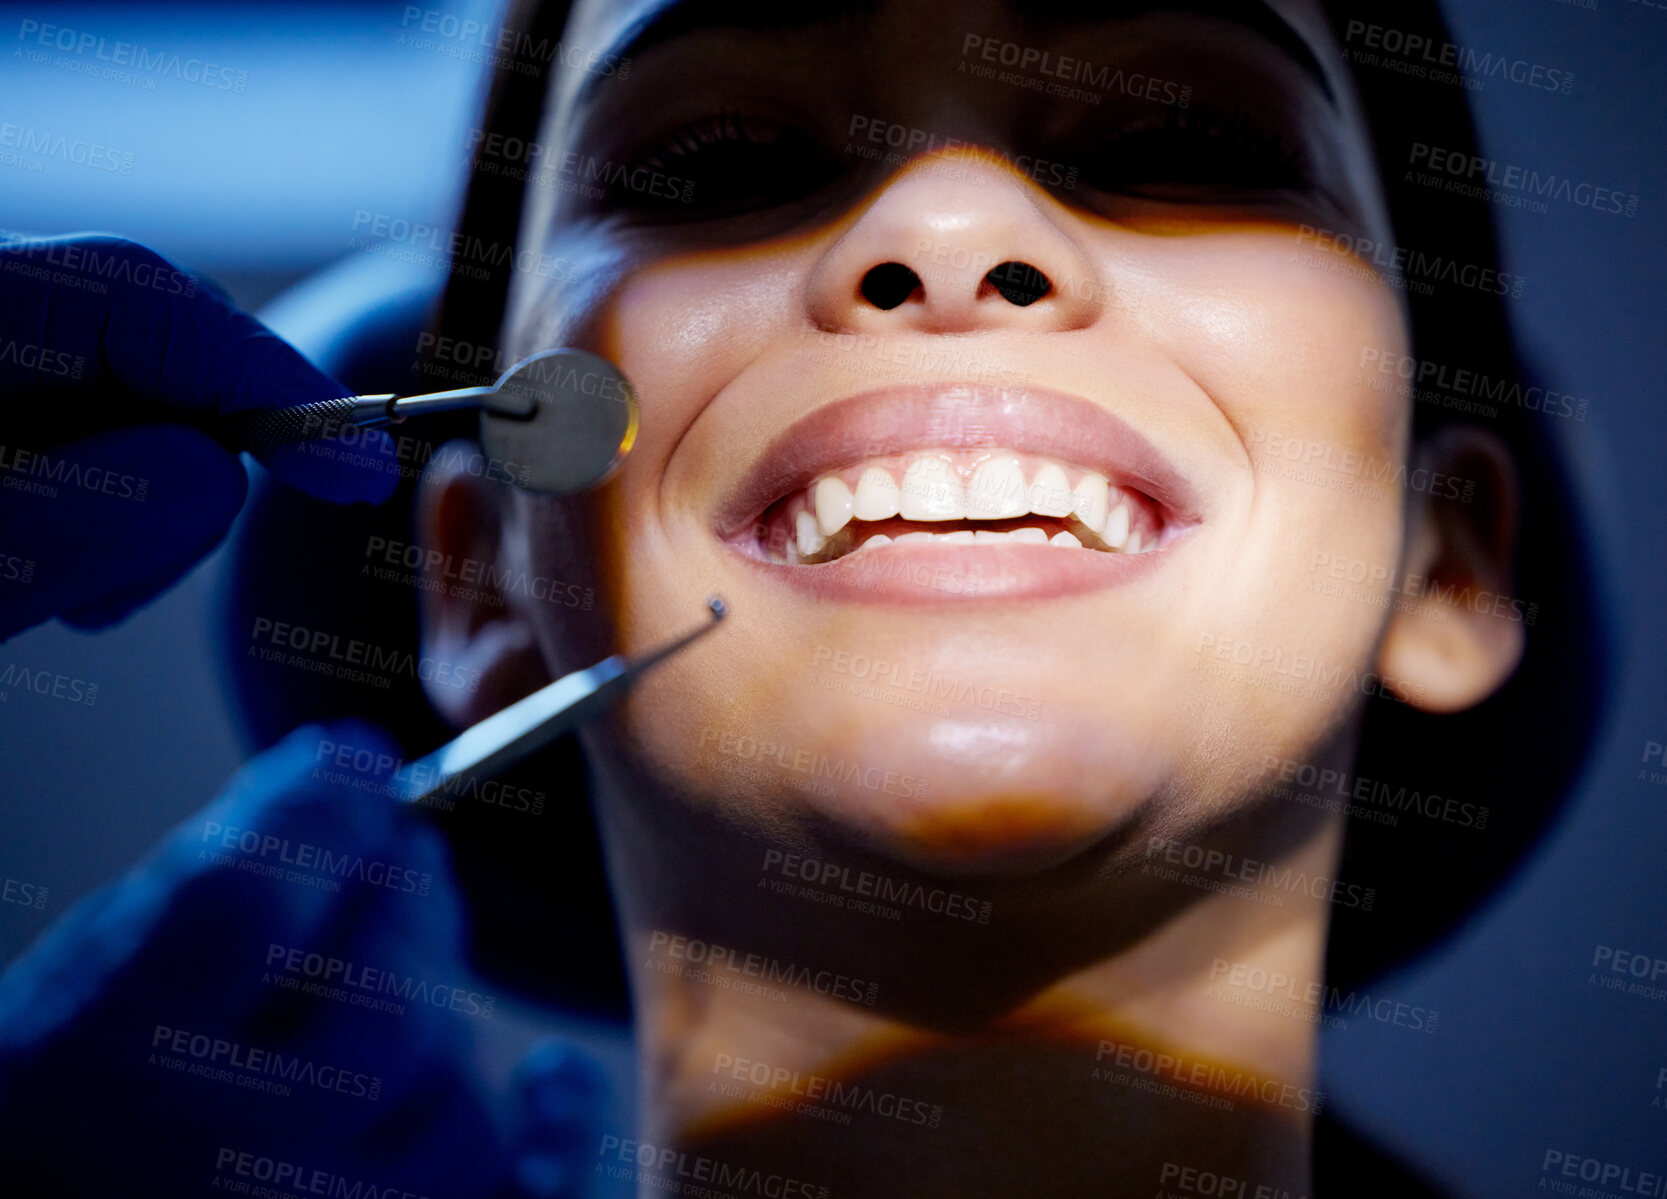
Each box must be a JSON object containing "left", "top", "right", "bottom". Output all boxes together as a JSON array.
[
  {"left": 0, "top": 721, "right": 514, "bottom": 1197},
  {"left": 0, "top": 235, "right": 398, "bottom": 641}
]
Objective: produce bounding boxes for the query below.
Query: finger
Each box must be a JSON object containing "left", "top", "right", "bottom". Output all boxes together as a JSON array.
[
  {"left": 253, "top": 427, "right": 402, "bottom": 506},
  {"left": 0, "top": 235, "right": 397, "bottom": 504}
]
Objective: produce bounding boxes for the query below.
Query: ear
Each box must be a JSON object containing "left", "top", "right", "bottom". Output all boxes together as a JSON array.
[
  {"left": 414, "top": 439, "right": 553, "bottom": 728},
  {"left": 1376, "top": 425, "right": 1526, "bottom": 714}
]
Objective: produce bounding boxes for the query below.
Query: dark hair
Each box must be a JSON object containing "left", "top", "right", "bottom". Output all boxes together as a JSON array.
[{"left": 226, "top": 0, "right": 1612, "bottom": 1014}]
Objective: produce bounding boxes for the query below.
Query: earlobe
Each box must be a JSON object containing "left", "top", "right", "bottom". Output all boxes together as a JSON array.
[
  {"left": 415, "top": 439, "right": 553, "bottom": 728},
  {"left": 1376, "top": 425, "right": 1526, "bottom": 714}
]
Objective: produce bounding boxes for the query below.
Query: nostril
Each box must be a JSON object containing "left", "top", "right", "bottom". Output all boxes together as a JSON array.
[
  {"left": 860, "top": 262, "right": 922, "bottom": 311},
  {"left": 984, "top": 261, "right": 1051, "bottom": 307}
]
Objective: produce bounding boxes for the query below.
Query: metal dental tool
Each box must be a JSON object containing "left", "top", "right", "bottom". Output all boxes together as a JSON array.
[
  {"left": 396, "top": 596, "right": 726, "bottom": 811},
  {"left": 226, "top": 348, "right": 639, "bottom": 495}
]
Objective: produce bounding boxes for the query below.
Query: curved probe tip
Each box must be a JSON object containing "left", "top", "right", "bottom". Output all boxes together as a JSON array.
[{"left": 707, "top": 596, "right": 728, "bottom": 621}]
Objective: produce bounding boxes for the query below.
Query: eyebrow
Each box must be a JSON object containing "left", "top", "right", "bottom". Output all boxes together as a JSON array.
[{"left": 581, "top": 0, "right": 1336, "bottom": 104}]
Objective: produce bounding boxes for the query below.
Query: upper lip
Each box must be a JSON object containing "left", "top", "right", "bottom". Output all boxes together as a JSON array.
[{"left": 714, "top": 383, "right": 1205, "bottom": 541}]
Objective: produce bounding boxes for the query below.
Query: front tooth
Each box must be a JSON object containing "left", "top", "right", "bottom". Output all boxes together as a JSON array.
[
  {"left": 1050, "top": 530, "right": 1083, "bottom": 548},
  {"left": 940, "top": 530, "right": 976, "bottom": 545},
  {"left": 1125, "top": 531, "right": 1144, "bottom": 554},
  {"left": 973, "top": 530, "right": 1012, "bottom": 544},
  {"left": 859, "top": 533, "right": 893, "bottom": 552},
  {"left": 899, "top": 453, "right": 964, "bottom": 520},
  {"left": 1012, "top": 527, "right": 1049, "bottom": 544},
  {"left": 1102, "top": 500, "right": 1132, "bottom": 550},
  {"left": 814, "top": 476, "right": 854, "bottom": 536},
  {"left": 853, "top": 467, "right": 901, "bottom": 520},
  {"left": 966, "top": 455, "right": 1028, "bottom": 519},
  {"left": 796, "top": 510, "right": 826, "bottom": 557},
  {"left": 1028, "top": 463, "right": 1073, "bottom": 517},
  {"left": 895, "top": 531, "right": 935, "bottom": 545},
  {"left": 1071, "top": 472, "right": 1109, "bottom": 530}
]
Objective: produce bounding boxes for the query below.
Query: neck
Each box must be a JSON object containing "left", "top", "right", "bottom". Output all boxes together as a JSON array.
[{"left": 587, "top": 754, "right": 1345, "bottom": 1199}]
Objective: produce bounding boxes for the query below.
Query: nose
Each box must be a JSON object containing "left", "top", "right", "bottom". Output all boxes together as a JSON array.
[{"left": 804, "top": 154, "right": 1106, "bottom": 335}]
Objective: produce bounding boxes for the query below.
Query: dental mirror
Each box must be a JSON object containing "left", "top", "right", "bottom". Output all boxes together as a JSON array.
[
  {"left": 224, "top": 348, "right": 638, "bottom": 495},
  {"left": 477, "top": 349, "right": 638, "bottom": 495}
]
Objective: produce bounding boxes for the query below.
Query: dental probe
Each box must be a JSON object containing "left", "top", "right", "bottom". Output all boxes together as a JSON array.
[
  {"left": 224, "top": 348, "right": 639, "bottom": 495},
  {"left": 396, "top": 597, "right": 726, "bottom": 811}
]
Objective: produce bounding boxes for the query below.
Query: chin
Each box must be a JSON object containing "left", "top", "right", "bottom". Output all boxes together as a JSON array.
[{"left": 625, "top": 659, "right": 1174, "bottom": 876}]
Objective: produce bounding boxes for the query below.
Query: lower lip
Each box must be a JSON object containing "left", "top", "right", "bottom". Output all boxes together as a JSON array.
[{"left": 727, "top": 540, "right": 1175, "bottom": 604}]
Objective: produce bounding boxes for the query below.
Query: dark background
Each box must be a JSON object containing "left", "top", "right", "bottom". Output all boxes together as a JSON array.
[{"left": 0, "top": 3, "right": 1663, "bottom": 1195}]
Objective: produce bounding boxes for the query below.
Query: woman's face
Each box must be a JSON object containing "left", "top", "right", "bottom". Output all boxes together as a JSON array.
[{"left": 492, "top": 0, "right": 1412, "bottom": 873}]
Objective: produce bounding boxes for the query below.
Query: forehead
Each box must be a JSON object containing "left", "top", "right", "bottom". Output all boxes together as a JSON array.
[{"left": 554, "top": 0, "right": 1343, "bottom": 109}]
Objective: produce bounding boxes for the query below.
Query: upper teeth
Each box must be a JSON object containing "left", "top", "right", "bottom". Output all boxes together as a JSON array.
[{"left": 789, "top": 450, "right": 1151, "bottom": 557}]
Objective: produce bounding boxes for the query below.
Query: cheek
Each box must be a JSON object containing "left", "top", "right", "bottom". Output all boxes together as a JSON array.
[
  {"left": 1132, "top": 231, "right": 1412, "bottom": 762},
  {"left": 504, "top": 232, "right": 809, "bottom": 636}
]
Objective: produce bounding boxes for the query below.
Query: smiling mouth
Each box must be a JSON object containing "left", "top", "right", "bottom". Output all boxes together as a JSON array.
[
  {"left": 754, "top": 449, "right": 1168, "bottom": 565},
  {"left": 715, "top": 383, "right": 1202, "bottom": 597}
]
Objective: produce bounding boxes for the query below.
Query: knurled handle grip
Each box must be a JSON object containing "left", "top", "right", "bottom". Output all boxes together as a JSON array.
[{"left": 222, "top": 396, "right": 385, "bottom": 449}]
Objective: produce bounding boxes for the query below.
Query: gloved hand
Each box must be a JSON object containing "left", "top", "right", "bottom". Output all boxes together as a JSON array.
[
  {"left": 0, "top": 720, "right": 537, "bottom": 1197},
  {"left": 0, "top": 235, "right": 398, "bottom": 641}
]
